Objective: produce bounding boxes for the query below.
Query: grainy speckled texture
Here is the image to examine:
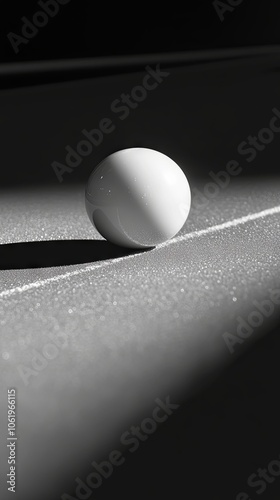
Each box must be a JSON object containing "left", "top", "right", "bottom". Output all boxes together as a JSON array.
[{"left": 0, "top": 179, "right": 280, "bottom": 499}]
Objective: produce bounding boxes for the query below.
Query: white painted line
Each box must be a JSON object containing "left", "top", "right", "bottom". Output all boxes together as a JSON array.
[
  {"left": 158, "top": 204, "right": 280, "bottom": 247},
  {"left": 1, "top": 205, "right": 280, "bottom": 299}
]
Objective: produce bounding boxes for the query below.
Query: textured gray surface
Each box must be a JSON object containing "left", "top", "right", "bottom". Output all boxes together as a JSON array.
[{"left": 0, "top": 179, "right": 280, "bottom": 499}]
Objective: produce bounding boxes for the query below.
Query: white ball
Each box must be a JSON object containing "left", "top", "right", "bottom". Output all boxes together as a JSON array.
[{"left": 85, "top": 148, "right": 191, "bottom": 249}]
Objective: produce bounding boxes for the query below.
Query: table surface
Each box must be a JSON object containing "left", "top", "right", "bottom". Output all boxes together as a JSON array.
[{"left": 1, "top": 178, "right": 280, "bottom": 499}]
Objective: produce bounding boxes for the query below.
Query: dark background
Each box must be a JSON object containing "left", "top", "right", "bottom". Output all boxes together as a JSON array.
[
  {"left": 0, "top": 0, "right": 280, "bottom": 62},
  {"left": 1, "top": 1, "right": 280, "bottom": 188}
]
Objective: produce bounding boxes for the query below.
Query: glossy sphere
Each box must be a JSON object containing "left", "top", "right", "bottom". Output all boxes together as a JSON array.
[{"left": 85, "top": 148, "right": 191, "bottom": 248}]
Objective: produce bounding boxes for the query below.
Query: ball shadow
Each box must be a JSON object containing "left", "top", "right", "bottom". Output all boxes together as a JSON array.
[{"left": 0, "top": 240, "right": 146, "bottom": 270}]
